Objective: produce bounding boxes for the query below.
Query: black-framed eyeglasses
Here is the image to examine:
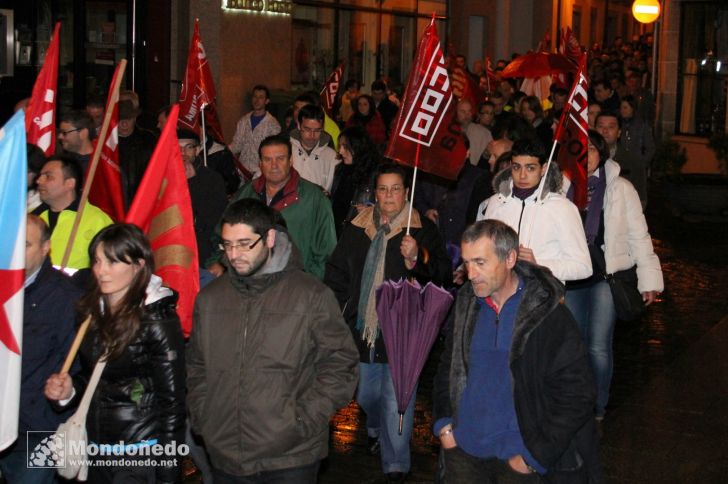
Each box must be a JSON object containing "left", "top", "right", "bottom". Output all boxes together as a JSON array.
[
  {"left": 218, "top": 236, "right": 264, "bottom": 253},
  {"left": 58, "top": 127, "right": 82, "bottom": 137}
]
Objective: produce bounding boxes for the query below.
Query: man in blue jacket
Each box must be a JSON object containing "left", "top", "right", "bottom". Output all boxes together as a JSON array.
[
  {"left": 433, "top": 220, "right": 602, "bottom": 483},
  {"left": 0, "top": 215, "right": 82, "bottom": 483}
]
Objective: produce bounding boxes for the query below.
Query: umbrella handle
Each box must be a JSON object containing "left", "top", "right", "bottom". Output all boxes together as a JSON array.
[{"left": 399, "top": 413, "right": 404, "bottom": 435}]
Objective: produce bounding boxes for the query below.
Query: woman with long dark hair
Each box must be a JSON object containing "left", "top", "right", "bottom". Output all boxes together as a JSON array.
[
  {"left": 45, "top": 223, "right": 186, "bottom": 483},
  {"left": 346, "top": 94, "right": 388, "bottom": 147},
  {"left": 330, "top": 126, "right": 381, "bottom": 236},
  {"left": 565, "top": 130, "right": 663, "bottom": 423}
]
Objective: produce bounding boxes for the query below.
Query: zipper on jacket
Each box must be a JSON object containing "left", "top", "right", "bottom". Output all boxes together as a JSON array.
[
  {"left": 494, "top": 313, "right": 500, "bottom": 348},
  {"left": 516, "top": 199, "right": 526, "bottom": 237}
]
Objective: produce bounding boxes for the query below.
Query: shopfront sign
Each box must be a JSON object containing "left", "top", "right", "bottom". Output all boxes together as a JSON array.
[{"left": 223, "top": 0, "right": 292, "bottom": 15}]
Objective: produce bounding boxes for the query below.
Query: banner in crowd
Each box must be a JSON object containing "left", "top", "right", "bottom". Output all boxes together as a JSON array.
[
  {"left": 178, "top": 19, "right": 225, "bottom": 144},
  {"left": 0, "top": 111, "right": 27, "bottom": 451},
  {"left": 320, "top": 63, "right": 344, "bottom": 119},
  {"left": 25, "top": 22, "right": 60, "bottom": 156},
  {"left": 555, "top": 55, "right": 589, "bottom": 209},
  {"left": 560, "top": 26, "right": 584, "bottom": 64},
  {"left": 126, "top": 105, "right": 199, "bottom": 336},
  {"left": 88, "top": 61, "right": 125, "bottom": 222},
  {"left": 385, "top": 19, "right": 467, "bottom": 180}
]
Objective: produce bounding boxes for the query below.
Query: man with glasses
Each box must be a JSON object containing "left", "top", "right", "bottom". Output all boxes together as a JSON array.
[
  {"left": 188, "top": 198, "right": 358, "bottom": 484},
  {"left": 57, "top": 110, "right": 96, "bottom": 170},
  {"left": 208, "top": 134, "right": 337, "bottom": 280},
  {"left": 476, "top": 138, "right": 591, "bottom": 284},
  {"left": 290, "top": 104, "right": 339, "bottom": 192}
]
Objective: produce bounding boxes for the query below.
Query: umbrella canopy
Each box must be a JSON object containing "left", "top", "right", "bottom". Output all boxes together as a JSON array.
[
  {"left": 376, "top": 279, "right": 453, "bottom": 433},
  {"left": 501, "top": 52, "right": 577, "bottom": 79}
]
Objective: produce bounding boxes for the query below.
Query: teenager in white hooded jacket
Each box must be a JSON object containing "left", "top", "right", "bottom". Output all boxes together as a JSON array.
[{"left": 476, "top": 137, "right": 592, "bottom": 284}]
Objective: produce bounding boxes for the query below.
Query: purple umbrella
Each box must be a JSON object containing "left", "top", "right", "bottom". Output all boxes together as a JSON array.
[{"left": 376, "top": 279, "right": 454, "bottom": 434}]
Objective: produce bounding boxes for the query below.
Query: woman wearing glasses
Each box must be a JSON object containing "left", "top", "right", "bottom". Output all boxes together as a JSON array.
[
  {"left": 325, "top": 163, "right": 450, "bottom": 483},
  {"left": 45, "top": 224, "right": 186, "bottom": 483}
]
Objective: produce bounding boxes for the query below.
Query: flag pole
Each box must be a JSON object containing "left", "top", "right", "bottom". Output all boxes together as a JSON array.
[
  {"left": 405, "top": 140, "right": 421, "bottom": 236},
  {"left": 201, "top": 103, "right": 208, "bottom": 167},
  {"left": 60, "top": 59, "right": 127, "bottom": 270},
  {"left": 60, "top": 316, "right": 91, "bottom": 373}
]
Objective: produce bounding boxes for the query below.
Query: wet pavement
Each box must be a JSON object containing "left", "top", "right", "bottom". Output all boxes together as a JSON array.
[{"left": 184, "top": 184, "right": 728, "bottom": 483}]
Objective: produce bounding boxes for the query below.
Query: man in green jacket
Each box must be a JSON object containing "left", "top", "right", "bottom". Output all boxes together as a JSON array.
[
  {"left": 188, "top": 198, "right": 358, "bottom": 481},
  {"left": 207, "top": 134, "right": 336, "bottom": 279}
]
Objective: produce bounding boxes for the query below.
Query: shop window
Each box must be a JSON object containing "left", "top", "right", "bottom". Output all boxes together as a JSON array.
[{"left": 677, "top": 2, "right": 727, "bottom": 135}]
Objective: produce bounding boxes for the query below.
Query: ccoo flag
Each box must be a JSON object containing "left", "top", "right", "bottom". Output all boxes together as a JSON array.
[
  {"left": 178, "top": 19, "right": 225, "bottom": 144},
  {"left": 0, "top": 111, "right": 27, "bottom": 451},
  {"left": 555, "top": 55, "right": 589, "bottom": 210},
  {"left": 385, "top": 19, "right": 467, "bottom": 180},
  {"left": 25, "top": 22, "right": 60, "bottom": 156},
  {"left": 126, "top": 105, "right": 199, "bottom": 336},
  {"left": 320, "top": 63, "right": 345, "bottom": 119}
]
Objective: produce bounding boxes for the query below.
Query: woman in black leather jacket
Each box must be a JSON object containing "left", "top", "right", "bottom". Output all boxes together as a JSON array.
[{"left": 46, "top": 224, "right": 186, "bottom": 483}]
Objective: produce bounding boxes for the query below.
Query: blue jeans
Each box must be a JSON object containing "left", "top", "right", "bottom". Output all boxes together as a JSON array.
[
  {"left": 565, "top": 281, "right": 617, "bottom": 417},
  {"left": 357, "top": 362, "right": 415, "bottom": 474}
]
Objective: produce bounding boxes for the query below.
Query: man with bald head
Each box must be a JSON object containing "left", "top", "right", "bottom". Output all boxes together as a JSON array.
[{"left": 0, "top": 215, "right": 82, "bottom": 483}]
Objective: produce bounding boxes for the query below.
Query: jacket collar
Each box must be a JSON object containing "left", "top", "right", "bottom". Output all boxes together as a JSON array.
[
  {"left": 351, "top": 204, "right": 422, "bottom": 240},
  {"left": 493, "top": 162, "right": 564, "bottom": 202},
  {"left": 460, "top": 261, "right": 564, "bottom": 363},
  {"left": 252, "top": 168, "right": 301, "bottom": 212}
]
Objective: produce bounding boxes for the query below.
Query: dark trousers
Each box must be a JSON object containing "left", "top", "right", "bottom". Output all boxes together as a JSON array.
[
  {"left": 0, "top": 434, "right": 58, "bottom": 484},
  {"left": 442, "top": 447, "right": 589, "bottom": 484},
  {"left": 443, "top": 447, "right": 542, "bottom": 484},
  {"left": 211, "top": 461, "right": 320, "bottom": 484}
]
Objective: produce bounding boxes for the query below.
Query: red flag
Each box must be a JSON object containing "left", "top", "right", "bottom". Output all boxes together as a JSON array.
[
  {"left": 559, "top": 26, "right": 584, "bottom": 64},
  {"left": 25, "top": 22, "right": 60, "bottom": 156},
  {"left": 451, "top": 67, "right": 484, "bottom": 111},
  {"left": 88, "top": 63, "right": 125, "bottom": 222},
  {"left": 555, "top": 56, "right": 589, "bottom": 209},
  {"left": 178, "top": 20, "right": 225, "bottom": 144},
  {"left": 320, "top": 63, "right": 345, "bottom": 119},
  {"left": 385, "top": 20, "right": 467, "bottom": 180},
  {"left": 126, "top": 105, "right": 199, "bottom": 336},
  {"left": 447, "top": 45, "right": 484, "bottom": 109}
]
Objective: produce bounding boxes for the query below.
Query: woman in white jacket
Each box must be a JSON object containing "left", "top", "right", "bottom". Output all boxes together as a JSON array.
[{"left": 565, "top": 130, "right": 663, "bottom": 420}]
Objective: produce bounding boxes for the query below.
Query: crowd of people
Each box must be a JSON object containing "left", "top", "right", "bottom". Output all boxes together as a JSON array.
[{"left": 2, "top": 34, "right": 666, "bottom": 484}]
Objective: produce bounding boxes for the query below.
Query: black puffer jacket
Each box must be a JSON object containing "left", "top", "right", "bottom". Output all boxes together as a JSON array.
[{"left": 75, "top": 279, "right": 186, "bottom": 483}]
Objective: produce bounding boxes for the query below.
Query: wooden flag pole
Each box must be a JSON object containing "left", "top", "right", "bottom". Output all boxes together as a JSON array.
[
  {"left": 60, "top": 316, "right": 91, "bottom": 373},
  {"left": 201, "top": 103, "right": 208, "bottom": 167},
  {"left": 60, "top": 59, "right": 127, "bottom": 270}
]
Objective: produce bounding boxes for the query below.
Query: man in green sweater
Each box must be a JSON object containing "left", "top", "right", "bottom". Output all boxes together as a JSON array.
[{"left": 207, "top": 134, "right": 336, "bottom": 279}]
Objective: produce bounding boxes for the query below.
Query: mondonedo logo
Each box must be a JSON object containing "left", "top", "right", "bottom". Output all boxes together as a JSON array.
[{"left": 27, "top": 432, "right": 189, "bottom": 468}]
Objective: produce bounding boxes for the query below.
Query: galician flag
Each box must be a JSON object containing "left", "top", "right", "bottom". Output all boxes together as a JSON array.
[{"left": 0, "top": 111, "right": 28, "bottom": 451}]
